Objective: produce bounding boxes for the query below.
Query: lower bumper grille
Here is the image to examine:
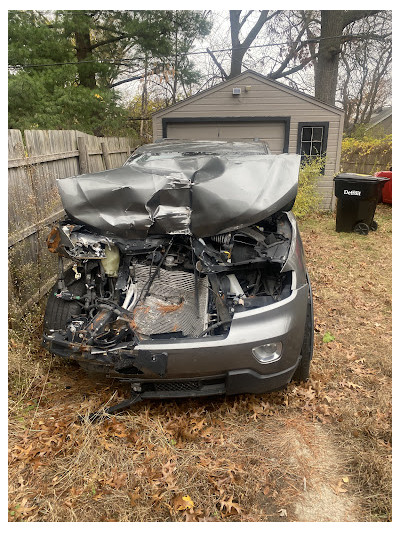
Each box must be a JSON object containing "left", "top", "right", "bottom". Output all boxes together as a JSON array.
[
  {"left": 144, "top": 380, "right": 201, "bottom": 392},
  {"left": 139, "top": 377, "right": 226, "bottom": 398}
]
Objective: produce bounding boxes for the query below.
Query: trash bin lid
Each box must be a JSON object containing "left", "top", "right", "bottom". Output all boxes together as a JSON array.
[
  {"left": 334, "top": 172, "right": 389, "bottom": 183},
  {"left": 375, "top": 170, "right": 392, "bottom": 178}
]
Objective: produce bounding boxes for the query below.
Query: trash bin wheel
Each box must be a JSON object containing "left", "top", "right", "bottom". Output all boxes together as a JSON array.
[
  {"left": 370, "top": 220, "right": 378, "bottom": 231},
  {"left": 354, "top": 222, "right": 369, "bottom": 235}
]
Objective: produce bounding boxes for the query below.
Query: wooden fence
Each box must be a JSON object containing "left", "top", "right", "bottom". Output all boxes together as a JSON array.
[
  {"left": 340, "top": 139, "right": 392, "bottom": 175},
  {"left": 340, "top": 154, "right": 392, "bottom": 175},
  {"left": 8, "top": 129, "right": 139, "bottom": 310}
]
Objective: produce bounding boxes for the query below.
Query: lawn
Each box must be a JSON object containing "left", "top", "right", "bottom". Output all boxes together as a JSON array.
[{"left": 8, "top": 204, "right": 392, "bottom": 522}]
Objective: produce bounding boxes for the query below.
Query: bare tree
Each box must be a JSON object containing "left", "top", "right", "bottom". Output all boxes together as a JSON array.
[
  {"left": 228, "top": 10, "right": 280, "bottom": 78},
  {"left": 338, "top": 12, "right": 392, "bottom": 133},
  {"left": 314, "top": 10, "right": 387, "bottom": 105},
  {"left": 205, "top": 9, "right": 390, "bottom": 110},
  {"left": 206, "top": 10, "right": 281, "bottom": 79}
]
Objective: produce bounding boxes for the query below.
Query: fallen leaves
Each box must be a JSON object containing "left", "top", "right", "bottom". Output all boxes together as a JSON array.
[
  {"left": 104, "top": 470, "right": 127, "bottom": 490},
  {"left": 339, "top": 381, "right": 363, "bottom": 391},
  {"left": 8, "top": 207, "right": 392, "bottom": 522},
  {"left": 129, "top": 487, "right": 141, "bottom": 506},
  {"left": 159, "top": 457, "right": 177, "bottom": 489},
  {"left": 173, "top": 494, "right": 194, "bottom": 511},
  {"left": 218, "top": 495, "right": 243, "bottom": 517},
  {"left": 9, "top": 498, "right": 36, "bottom": 521},
  {"left": 332, "top": 480, "right": 348, "bottom": 494}
]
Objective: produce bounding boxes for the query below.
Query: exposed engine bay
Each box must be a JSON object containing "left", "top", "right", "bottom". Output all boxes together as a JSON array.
[
  {"left": 43, "top": 139, "right": 313, "bottom": 410},
  {"left": 46, "top": 213, "right": 293, "bottom": 349},
  {"left": 42, "top": 141, "right": 312, "bottom": 410}
]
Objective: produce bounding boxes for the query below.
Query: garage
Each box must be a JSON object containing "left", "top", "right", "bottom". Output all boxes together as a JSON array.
[
  {"left": 164, "top": 118, "right": 288, "bottom": 154},
  {"left": 152, "top": 70, "right": 345, "bottom": 209}
]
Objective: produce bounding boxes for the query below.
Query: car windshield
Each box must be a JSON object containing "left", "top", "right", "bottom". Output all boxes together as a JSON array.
[{"left": 125, "top": 141, "right": 269, "bottom": 166}]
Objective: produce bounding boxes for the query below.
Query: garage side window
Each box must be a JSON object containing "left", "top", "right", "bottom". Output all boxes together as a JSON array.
[{"left": 297, "top": 122, "right": 329, "bottom": 163}]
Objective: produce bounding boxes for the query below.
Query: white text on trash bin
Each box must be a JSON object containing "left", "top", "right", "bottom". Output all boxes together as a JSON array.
[{"left": 344, "top": 189, "right": 361, "bottom": 196}]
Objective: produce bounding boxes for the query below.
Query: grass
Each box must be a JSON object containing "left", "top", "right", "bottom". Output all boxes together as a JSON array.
[{"left": 8, "top": 204, "right": 392, "bottom": 522}]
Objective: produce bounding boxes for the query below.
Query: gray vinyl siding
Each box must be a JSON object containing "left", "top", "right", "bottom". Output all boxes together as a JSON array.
[{"left": 152, "top": 72, "right": 344, "bottom": 210}]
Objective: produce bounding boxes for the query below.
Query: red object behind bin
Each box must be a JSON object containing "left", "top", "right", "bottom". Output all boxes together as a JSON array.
[{"left": 375, "top": 171, "right": 392, "bottom": 204}]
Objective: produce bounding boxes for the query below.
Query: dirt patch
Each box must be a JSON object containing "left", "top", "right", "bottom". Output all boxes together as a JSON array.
[
  {"left": 8, "top": 205, "right": 391, "bottom": 522},
  {"left": 289, "top": 424, "right": 358, "bottom": 521}
]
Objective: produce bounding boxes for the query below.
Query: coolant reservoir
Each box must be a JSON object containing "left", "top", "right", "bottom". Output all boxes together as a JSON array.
[{"left": 101, "top": 244, "right": 120, "bottom": 277}]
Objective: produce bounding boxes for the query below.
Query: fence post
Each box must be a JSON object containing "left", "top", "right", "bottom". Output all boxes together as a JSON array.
[
  {"left": 77, "top": 136, "right": 90, "bottom": 174},
  {"left": 101, "top": 141, "right": 112, "bottom": 170}
]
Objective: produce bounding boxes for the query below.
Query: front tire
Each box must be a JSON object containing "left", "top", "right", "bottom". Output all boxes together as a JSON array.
[
  {"left": 292, "top": 279, "right": 314, "bottom": 382},
  {"left": 43, "top": 269, "right": 86, "bottom": 333}
]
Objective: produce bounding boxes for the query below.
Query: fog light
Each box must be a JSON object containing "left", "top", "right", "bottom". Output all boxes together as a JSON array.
[{"left": 252, "top": 342, "right": 282, "bottom": 364}]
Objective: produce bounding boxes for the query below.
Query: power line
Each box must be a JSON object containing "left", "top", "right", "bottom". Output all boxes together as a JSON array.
[
  {"left": 9, "top": 34, "right": 385, "bottom": 70},
  {"left": 9, "top": 58, "right": 137, "bottom": 69}
]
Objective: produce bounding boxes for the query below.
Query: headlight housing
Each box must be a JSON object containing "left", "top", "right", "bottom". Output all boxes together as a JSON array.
[{"left": 252, "top": 342, "right": 282, "bottom": 364}]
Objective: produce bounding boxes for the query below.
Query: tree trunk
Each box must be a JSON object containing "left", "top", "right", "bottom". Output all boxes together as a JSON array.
[
  {"left": 172, "top": 23, "right": 178, "bottom": 103},
  {"left": 229, "top": 49, "right": 245, "bottom": 79},
  {"left": 140, "top": 55, "right": 148, "bottom": 139},
  {"left": 73, "top": 13, "right": 97, "bottom": 89},
  {"left": 227, "top": 10, "right": 271, "bottom": 79},
  {"left": 315, "top": 10, "right": 382, "bottom": 106},
  {"left": 228, "top": 11, "right": 244, "bottom": 79},
  {"left": 314, "top": 11, "right": 343, "bottom": 105}
]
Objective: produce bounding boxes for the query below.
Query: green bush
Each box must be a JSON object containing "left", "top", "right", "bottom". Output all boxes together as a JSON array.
[
  {"left": 292, "top": 156, "right": 324, "bottom": 218},
  {"left": 341, "top": 134, "right": 392, "bottom": 173}
]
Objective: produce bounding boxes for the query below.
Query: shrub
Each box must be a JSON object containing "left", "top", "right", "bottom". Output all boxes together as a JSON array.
[
  {"left": 292, "top": 156, "right": 324, "bottom": 218},
  {"left": 341, "top": 134, "right": 392, "bottom": 173}
]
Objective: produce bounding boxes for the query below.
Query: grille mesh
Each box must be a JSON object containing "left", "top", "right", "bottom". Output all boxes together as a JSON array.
[
  {"left": 153, "top": 381, "right": 201, "bottom": 392},
  {"left": 131, "top": 264, "right": 208, "bottom": 337}
]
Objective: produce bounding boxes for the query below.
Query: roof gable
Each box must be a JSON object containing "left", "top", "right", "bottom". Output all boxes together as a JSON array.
[
  {"left": 367, "top": 106, "right": 392, "bottom": 128},
  {"left": 153, "top": 70, "right": 344, "bottom": 117}
]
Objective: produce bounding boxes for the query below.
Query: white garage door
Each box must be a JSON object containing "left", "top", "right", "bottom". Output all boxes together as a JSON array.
[{"left": 166, "top": 121, "right": 286, "bottom": 154}]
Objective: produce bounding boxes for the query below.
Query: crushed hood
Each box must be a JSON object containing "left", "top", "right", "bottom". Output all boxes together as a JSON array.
[{"left": 57, "top": 145, "right": 301, "bottom": 239}]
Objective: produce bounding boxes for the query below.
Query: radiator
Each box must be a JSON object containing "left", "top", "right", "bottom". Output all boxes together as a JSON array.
[{"left": 131, "top": 264, "right": 209, "bottom": 338}]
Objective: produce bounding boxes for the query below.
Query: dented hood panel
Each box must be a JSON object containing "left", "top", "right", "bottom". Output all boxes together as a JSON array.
[{"left": 57, "top": 148, "right": 301, "bottom": 239}]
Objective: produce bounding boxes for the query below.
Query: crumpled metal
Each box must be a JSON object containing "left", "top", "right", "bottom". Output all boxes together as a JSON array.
[{"left": 57, "top": 143, "right": 301, "bottom": 239}]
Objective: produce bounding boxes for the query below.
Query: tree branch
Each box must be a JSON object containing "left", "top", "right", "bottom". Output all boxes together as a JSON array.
[
  {"left": 269, "top": 26, "right": 307, "bottom": 78},
  {"left": 241, "top": 10, "right": 271, "bottom": 50},
  {"left": 89, "top": 34, "right": 130, "bottom": 51},
  {"left": 206, "top": 47, "right": 228, "bottom": 80},
  {"left": 340, "top": 32, "right": 391, "bottom": 43},
  {"left": 269, "top": 55, "right": 315, "bottom": 80},
  {"left": 341, "top": 10, "right": 381, "bottom": 30},
  {"left": 109, "top": 75, "right": 143, "bottom": 88},
  {"left": 239, "top": 11, "right": 253, "bottom": 29}
]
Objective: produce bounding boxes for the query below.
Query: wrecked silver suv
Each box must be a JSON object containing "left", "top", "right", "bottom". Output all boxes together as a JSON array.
[{"left": 43, "top": 140, "right": 313, "bottom": 407}]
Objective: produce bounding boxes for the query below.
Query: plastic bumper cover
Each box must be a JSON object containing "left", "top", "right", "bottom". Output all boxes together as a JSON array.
[{"left": 43, "top": 281, "right": 308, "bottom": 395}]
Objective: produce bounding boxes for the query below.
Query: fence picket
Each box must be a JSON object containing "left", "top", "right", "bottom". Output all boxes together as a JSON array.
[{"left": 8, "top": 128, "right": 140, "bottom": 308}]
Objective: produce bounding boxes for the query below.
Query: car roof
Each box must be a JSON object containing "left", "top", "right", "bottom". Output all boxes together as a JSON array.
[{"left": 135, "top": 139, "right": 271, "bottom": 155}]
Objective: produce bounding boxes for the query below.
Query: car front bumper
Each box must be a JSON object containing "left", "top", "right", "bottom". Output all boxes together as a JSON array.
[{"left": 43, "top": 280, "right": 309, "bottom": 397}]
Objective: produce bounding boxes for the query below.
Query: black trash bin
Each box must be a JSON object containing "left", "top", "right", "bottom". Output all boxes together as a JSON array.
[{"left": 333, "top": 173, "right": 389, "bottom": 234}]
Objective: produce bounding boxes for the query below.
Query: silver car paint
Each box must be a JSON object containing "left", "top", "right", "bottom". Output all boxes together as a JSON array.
[
  {"left": 56, "top": 142, "right": 300, "bottom": 239},
  {"left": 88, "top": 214, "right": 309, "bottom": 380}
]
